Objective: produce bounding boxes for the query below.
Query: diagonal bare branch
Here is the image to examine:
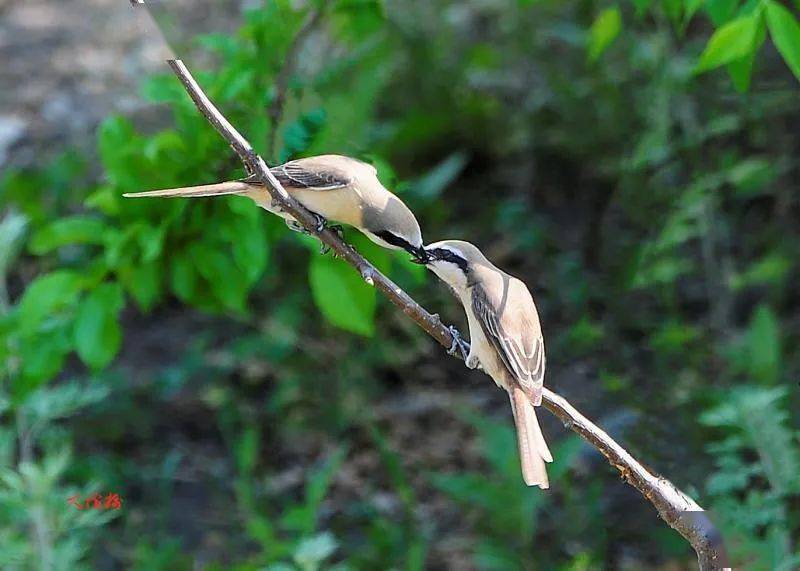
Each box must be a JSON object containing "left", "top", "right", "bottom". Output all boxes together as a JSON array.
[{"left": 132, "top": 41, "right": 730, "bottom": 569}]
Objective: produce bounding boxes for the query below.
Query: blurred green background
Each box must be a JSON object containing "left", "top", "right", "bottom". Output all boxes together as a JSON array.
[{"left": 1, "top": 0, "right": 799, "bottom": 569}]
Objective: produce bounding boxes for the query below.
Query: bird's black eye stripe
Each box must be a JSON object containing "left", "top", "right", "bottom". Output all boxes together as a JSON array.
[
  {"left": 428, "top": 248, "right": 468, "bottom": 272},
  {"left": 375, "top": 230, "right": 415, "bottom": 252}
]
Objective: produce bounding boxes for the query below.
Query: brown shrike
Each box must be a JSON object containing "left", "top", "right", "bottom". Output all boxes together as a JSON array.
[
  {"left": 124, "top": 154, "right": 426, "bottom": 259},
  {"left": 422, "top": 240, "right": 553, "bottom": 488}
]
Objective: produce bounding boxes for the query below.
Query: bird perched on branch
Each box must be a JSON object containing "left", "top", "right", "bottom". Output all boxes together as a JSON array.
[
  {"left": 124, "top": 154, "right": 426, "bottom": 260},
  {"left": 420, "top": 240, "right": 552, "bottom": 488}
]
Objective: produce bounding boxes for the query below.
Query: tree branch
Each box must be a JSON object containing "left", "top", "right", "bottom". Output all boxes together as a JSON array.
[{"left": 158, "top": 58, "right": 729, "bottom": 569}]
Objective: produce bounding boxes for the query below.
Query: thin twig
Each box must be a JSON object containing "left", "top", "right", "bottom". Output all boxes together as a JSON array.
[{"left": 157, "top": 57, "right": 730, "bottom": 569}]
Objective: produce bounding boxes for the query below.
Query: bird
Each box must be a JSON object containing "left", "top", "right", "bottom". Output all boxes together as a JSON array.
[
  {"left": 123, "top": 154, "right": 426, "bottom": 260},
  {"left": 421, "top": 239, "right": 553, "bottom": 488}
]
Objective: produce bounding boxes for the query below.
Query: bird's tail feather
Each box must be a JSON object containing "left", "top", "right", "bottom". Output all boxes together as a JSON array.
[
  {"left": 123, "top": 181, "right": 254, "bottom": 199},
  {"left": 510, "top": 386, "right": 552, "bottom": 489}
]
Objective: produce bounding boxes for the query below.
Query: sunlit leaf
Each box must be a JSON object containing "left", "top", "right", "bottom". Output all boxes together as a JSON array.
[
  {"left": 726, "top": 16, "right": 766, "bottom": 92},
  {"left": 309, "top": 254, "right": 376, "bottom": 336},
  {"left": 695, "top": 14, "right": 761, "bottom": 74},
  {"left": 766, "top": 0, "right": 800, "bottom": 82},
  {"left": 588, "top": 7, "right": 622, "bottom": 62}
]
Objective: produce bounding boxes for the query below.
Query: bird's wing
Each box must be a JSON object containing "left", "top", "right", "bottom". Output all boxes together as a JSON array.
[
  {"left": 471, "top": 280, "right": 545, "bottom": 402},
  {"left": 270, "top": 160, "right": 351, "bottom": 191}
]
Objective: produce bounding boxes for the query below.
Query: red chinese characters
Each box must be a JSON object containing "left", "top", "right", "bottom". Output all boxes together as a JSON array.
[{"left": 67, "top": 492, "right": 124, "bottom": 510}]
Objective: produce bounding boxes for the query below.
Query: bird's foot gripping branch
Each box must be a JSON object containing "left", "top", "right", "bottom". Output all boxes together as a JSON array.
[{"left": 126, "top": 11, "right": 730, "bottom": 566}]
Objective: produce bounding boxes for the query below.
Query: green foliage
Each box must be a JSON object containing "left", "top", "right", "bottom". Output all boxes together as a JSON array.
[
  {"left": 765, "top": 1, "right": 800, "bottom": 80},
  {"left": 0, "top": 381, "right": 113, "bottom": 570},
  {"left": 309, "top": 254, "right": 377, "bottom": 336},
  {"left": 588, "top": 7, "right": 622, "bottom": 62},
  {"left": 745, "top": 304, "right": 780, "bottom": 384},
  {"left": 236, "top": 443, "right": 348, "bottom": 569},
  {"left": 433, "top": 412, "right": 586, "bottom": 569},
  {"left": 702, "top": 387, "right": 800, "bottom": 569},
  {"left": 695, "top": 12, "right": 762, "bottom": 74}
]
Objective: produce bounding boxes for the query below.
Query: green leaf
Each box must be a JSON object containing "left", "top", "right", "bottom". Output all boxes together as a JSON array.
[
  {"left": 747, "top": 304, "right": 780, "bottom": 384},
  {"left": 191, "top": 245, "right": 248, "bottom": 312},
  {"left": 695, "top": 14, "right": 760, "bottom": 73},
  {"left": 73, "top": 283, "right": 124, "bottom": 369},
  {"left": 84, "top": 186, "right": 121, "bottom": 216},
  {"left": 17, "top": 271, "right": 84, "bottom": 334},
  {"left": 140, "top": 74, "right": 188, "bottom": 104},
  {"left": 282, "top": 447, "right": 347, "bottom": 534},
  {"left": 135, "top": 224, "right": 166, "bottom": 263},
  {"left": 408, "top": 152, "right": 469, "bottom": 203},
  {"left": 308, "top": 254, "right": 376, "bottom": 336},
  {"left": 0, "top": 211, "right": 28, "bottom": 280},
  {"left": 684, "top": 0, "right": 705, "bottom": 25},
  {"left": 98, "top": 116, "right": 135, "bottom": 167},
  {"left": 293, "top": 533, "right": 337, "bottom": 569},
  {"left": 727, "top": 156, "right": 776, "bottom": 195},
  {"left": 727, "top": 52, "right": 758, "bottom": 92},
  {"left": 121, "top": 261, "right": 162, "bottom": 311},
  {"left": 766, "top": 0, "right": 800, "bottom": 81},
  {"left": 726, "top": 13, "right": 767, "bottom": 92},
  {"left": 705, "top": 0, "right": 738, "bottom": 25},
  {"left": 731, "top": 253, "right": 791, "bottom": 290},
  {"left": 226, "top": 199, "right": 269, "bottom": 285},
  {"left": 662, "top": 0, "right": 684, "bottom": 26},
  {"left": 29, "top": 216, "right": 109, "bottom": 254},
  {"left": 587, "top": 7, "right": 622, "bottom": 62},
  {"left": 632, "top": 0, "right": 653, "bottom": 17},
  {"left": 235, "top": 426, "right": 259, "bottom": 475},
  {"left": 17, "top": 328, "right": 72, "bottom": 396},
  {"left": 279, "top": 109, "right": 327, "bottom": 163},
  {"left": 170, "top": 255, "right": 198, "bottom": 302}
]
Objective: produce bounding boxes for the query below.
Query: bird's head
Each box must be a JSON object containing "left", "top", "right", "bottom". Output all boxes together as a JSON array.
[{"left": 414, "top": 239, "right": 485, "bottom": 291}]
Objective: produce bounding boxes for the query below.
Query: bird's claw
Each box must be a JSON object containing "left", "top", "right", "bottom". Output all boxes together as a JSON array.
[
  {"left": 446, "top": 325, "right": 470, "bottom": 361},
  {"left": 318, "top": 224, "right": 344, "bottom": 256},
  {"left": 313, "top": 214, "right": 327, "bottom": 233},
  {"left": 285, "top": 219, "right": 307, "bottom": 234}
]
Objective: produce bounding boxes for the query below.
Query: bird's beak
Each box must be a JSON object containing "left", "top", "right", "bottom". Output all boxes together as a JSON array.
[{"left": 410, "top": 247, "right": 430, "bottom": 265}]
